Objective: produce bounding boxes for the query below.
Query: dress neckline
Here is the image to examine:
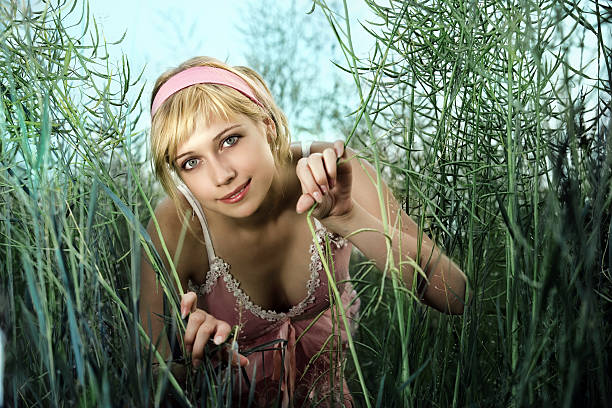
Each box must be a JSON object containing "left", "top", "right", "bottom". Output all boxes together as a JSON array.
[{"left": 190, "top": 219, "right": 349, "bottom": 322}]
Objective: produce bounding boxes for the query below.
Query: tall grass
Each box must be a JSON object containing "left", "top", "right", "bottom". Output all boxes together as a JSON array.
[
  {"left": 315, "top": 0, "right": 612, "bottom": 406},
  {"left": 1, "top": 0, "right": 610, "bottom": 407},
  {"left": 0, "top": 1, "right": 168, "bottom": 405}
]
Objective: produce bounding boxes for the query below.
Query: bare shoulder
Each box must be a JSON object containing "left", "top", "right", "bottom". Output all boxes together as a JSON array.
[
  {"left": 146, "top": 196, "right": 184, "bottom": 248},
  {"left": 145, "top": 196, "right": 207, "bottom": 285},
  {"left": 346, "top": 147, "right": 400, "bottom": 216}
]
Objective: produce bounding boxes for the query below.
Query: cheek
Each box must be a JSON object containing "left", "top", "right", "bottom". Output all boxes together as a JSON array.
[
  {"left": 259, "top": 146, "right": 277, "bottom": 176},
  {"left": 180, "top": 171, "right": 214, "bottom": 198},
  {"left": 245, "top": 139, "right": 275, "bottom": 172}
]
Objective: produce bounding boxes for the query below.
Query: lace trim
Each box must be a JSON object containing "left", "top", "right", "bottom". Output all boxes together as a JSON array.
[{"left": 191, "top": 222, "right": 347, "bottom": 322}]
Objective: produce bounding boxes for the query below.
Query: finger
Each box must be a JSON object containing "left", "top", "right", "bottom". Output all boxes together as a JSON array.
[
  {"left": 181, "top": 292, "right": 198, "bottom": 319},
  {"left": 191, "top": 315, "right": 216, "bottom": 365},
  {"left": 296, "top": 193, "right": 315, "bottom": 214},
  {"left": 238, "top": 353, "right": 249, "bottom": 367},
  {"left": 231, "top": 350, "right": 250, "bottom": 367},
  {"left": 333, "top": 140, "right": 345, "bottom": 158},
  {"left": 212, "top": 320, "right": 232, "bottom": 345},
  {"left": 322, "top": 147, "right": 338, "bottom": 189},
  {"left": 225, "top": 342, "right": 250, "bottom": 367},
  {"left": 297, "top": 158, "right": 323, "bottom": 203},
  {"left": 307, "top": 153, "right": 329, "bottom": 194},
  {"left": 184, "top": 309, "right": 206, "bottom": 353}
]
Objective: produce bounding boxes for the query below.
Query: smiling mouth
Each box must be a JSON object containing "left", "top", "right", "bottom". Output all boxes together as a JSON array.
[{"left": 219, "top": 179, "right": 251, "bottom": 203}]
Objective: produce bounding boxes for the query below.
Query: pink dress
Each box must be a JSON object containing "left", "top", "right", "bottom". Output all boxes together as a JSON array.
[{"left": 179, "top": 184, "right": 360, "bottom": 407}]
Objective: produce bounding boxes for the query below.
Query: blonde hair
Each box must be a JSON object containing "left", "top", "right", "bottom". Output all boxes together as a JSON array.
[{"left": 150, "top": 56, "right": 292, "bottom": 206}]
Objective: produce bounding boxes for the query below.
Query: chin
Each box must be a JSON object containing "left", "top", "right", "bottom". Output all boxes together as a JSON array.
[{"left": 225, "top": 203, "right": 260, "bottom": 218}]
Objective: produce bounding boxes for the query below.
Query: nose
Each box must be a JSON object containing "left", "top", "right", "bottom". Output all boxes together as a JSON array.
[{"left": 208, "top": 155, "right": 236, "bottom": 186}]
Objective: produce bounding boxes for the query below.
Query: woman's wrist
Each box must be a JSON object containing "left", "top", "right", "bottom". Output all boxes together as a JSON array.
[{"left": 318, "top": 200, "right": 361, "bottom": 236}]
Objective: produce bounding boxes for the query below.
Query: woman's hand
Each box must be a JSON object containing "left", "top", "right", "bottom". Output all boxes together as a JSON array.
[
  {"left": 295, "top": 140, "right": 353, "bottom": 219},
  {"left": 180, "top": 292, "right": 249, "bottom": 368}
]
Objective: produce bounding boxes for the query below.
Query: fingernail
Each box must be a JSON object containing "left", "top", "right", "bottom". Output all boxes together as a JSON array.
[
  {"left": 313, "top": 191, "right": 322, "bottom": 203},
  {"left": 186, "top": 345, "right": 192, "bottom": 353},
  {"left": 214, "top": 335, "right": 223, "bottom": 345},
  {"left": 193, "top": 359, "right": 200, "bottom": 368},
  {"left": 181, "top": 308, "right": 187, "bottom": 319},
  {"left": 321, "top": 185, "right": 328, "bottom": 194}
]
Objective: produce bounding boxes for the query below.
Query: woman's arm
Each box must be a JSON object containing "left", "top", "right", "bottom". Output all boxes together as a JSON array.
[
  {"left": 324, "top": 200, "right": 466, "bottom": 314},
  {"left": 297, "top": 142, "right": 467, "bottom": 314},
  {"left": 139, "top": 197, "right": 186, "bottom": 359},
  {"left": 140, "top": 197, "right": 248, "bottom": 368}
]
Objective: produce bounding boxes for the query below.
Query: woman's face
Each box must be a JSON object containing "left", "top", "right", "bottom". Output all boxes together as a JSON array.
[{"left": 175, "top": 113, "right": 276, "bottom": 219}]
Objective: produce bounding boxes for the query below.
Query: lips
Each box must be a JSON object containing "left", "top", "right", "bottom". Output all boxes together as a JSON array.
[{"left": 219, "top": 179, "right": 251, "bottom": 204}]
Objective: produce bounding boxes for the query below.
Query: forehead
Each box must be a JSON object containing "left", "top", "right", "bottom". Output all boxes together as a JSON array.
[{"left": 175, "top": 112, "right": 248, "bottom": 152}]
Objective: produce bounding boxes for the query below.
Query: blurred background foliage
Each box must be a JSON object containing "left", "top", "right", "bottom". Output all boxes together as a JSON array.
[{"left": 0, "top": 0, "right": 611, "bottom": 407}]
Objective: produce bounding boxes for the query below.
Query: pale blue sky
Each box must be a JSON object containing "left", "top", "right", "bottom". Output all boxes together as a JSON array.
[
  {"left": 89, "top": 1, "right": 250, "bottom": 75},
  {"left": 86, "top": 1, "right": 373, "bottom": 138}
]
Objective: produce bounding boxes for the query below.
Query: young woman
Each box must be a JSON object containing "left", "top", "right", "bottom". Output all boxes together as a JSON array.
[{"left": 140, "top": 56, "right": 466, "bottom": 407}]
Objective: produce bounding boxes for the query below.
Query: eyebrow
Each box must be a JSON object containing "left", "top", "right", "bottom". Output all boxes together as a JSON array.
[{"left": 175, "top": 123, "right": 241, "bottom": 163}]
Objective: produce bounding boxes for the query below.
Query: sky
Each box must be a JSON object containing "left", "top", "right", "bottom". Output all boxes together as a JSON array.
[
  {"left": 88, "top": 1, "right": 251, "bottom": 74},
  {"left": 84, "top": 1, "right": 373, "bottom": 138},
  {"left": 80, "top": 1, "right": 608, "bottom": 141}
]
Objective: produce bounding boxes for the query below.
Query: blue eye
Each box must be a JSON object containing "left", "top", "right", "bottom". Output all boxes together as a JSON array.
[
  {"left": 222, "top": 135, "right": 240, "bottom": 148},
  {"left": 183, "top": 158, "right": 199, "bottom": 170}
]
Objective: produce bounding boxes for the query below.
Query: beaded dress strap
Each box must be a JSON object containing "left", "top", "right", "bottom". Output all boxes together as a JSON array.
[{"left": 177, "top": 184, "right": 216, "bottom": 265}]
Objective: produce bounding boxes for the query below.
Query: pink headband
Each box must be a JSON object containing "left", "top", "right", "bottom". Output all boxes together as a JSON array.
[{"left": 150, "top": 66, "right": 263, "bottom": 117}]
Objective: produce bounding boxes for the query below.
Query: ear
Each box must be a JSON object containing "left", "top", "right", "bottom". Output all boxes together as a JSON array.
[{"left": 263, "top": 116, "right": 276, "bottom": 144}]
